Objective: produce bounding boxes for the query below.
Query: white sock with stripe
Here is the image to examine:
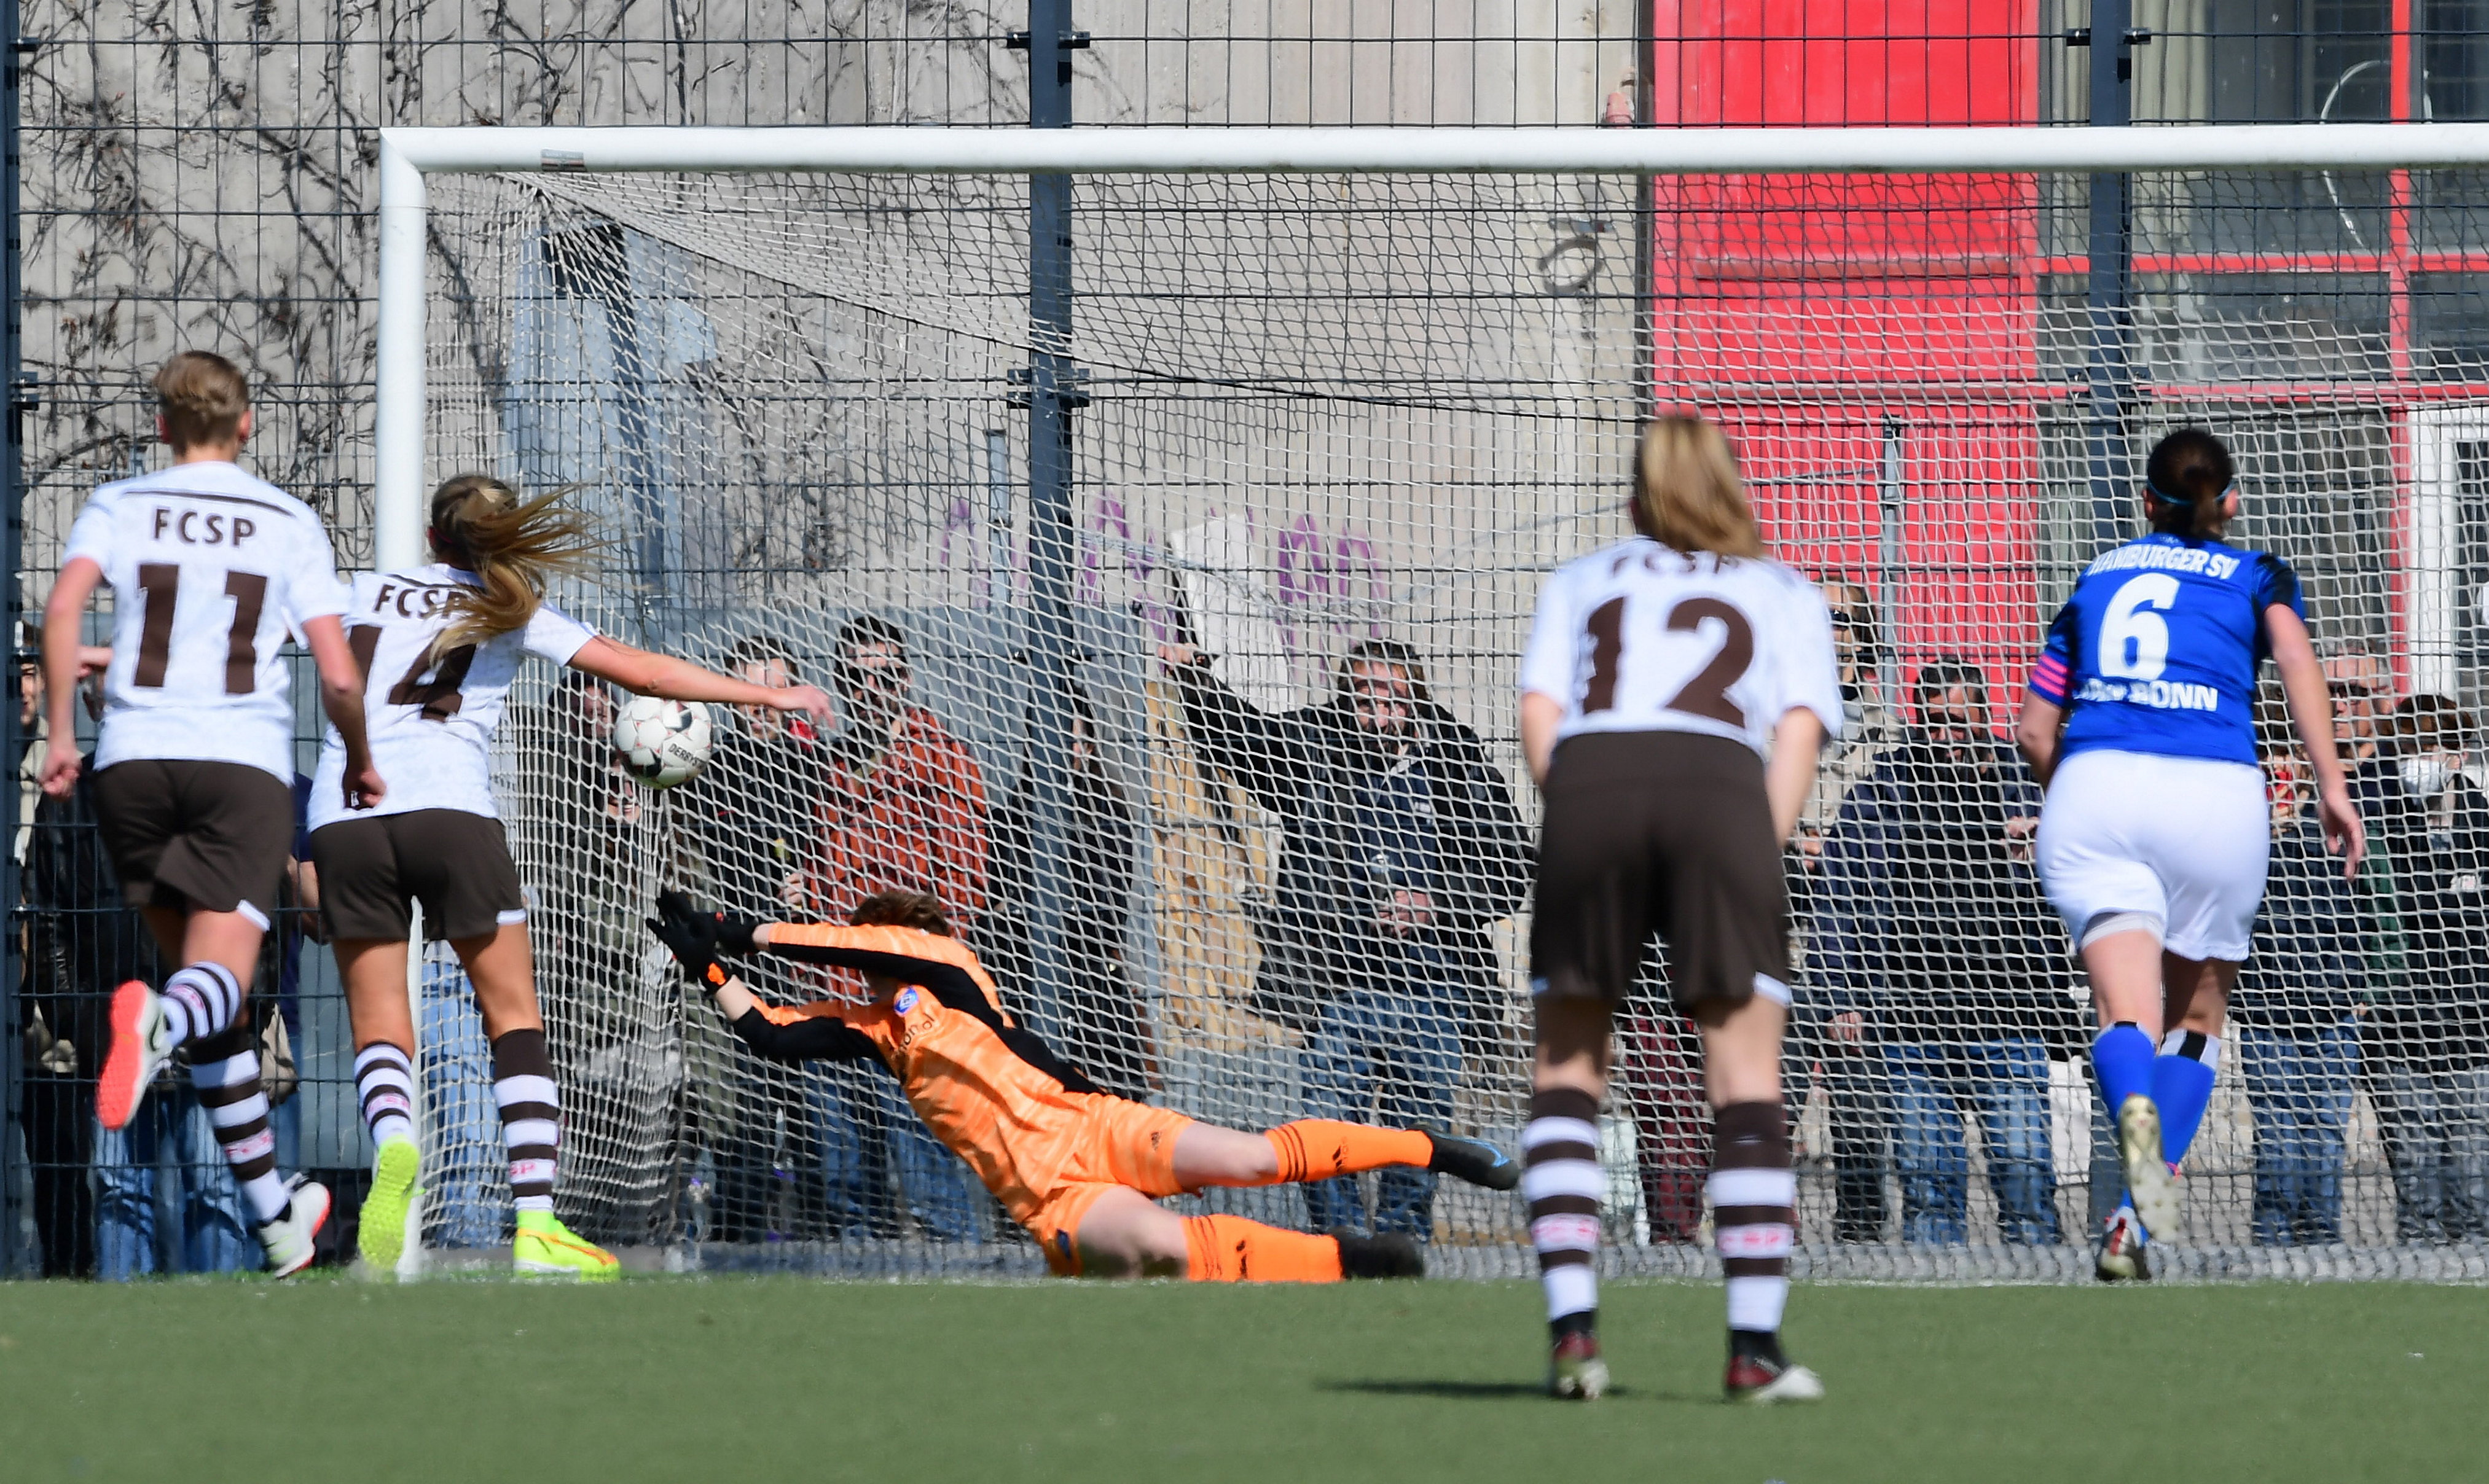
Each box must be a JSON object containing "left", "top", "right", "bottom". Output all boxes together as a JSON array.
[
  {"left": 354, "top": 1042, "right": 415, "bottom": 1147},
  {"left": 189, "top": 1028, "right": 293, "bottom": 1228},
  {"left": 159, "top": 962, "right": 241, "bottom": 1051},
  {"left": 492, "top": 1029, "right": 560, "bottom": 1215},
  {"left": 1523, "top": 1088, "right": 1604, "bottom": 1327}
]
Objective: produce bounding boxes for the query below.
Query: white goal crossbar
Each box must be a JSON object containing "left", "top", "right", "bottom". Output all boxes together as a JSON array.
[{"left": 373, "top": 122, "right": 2489, "bottom": 570}]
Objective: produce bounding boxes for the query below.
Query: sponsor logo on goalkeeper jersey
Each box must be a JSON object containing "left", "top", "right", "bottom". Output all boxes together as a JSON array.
[
  {"left": 2075, "top": 677, "right": 2222, "bottom": 712},
  {"left": 894, "top": 988, "right": 920, "bottom": 1015}
]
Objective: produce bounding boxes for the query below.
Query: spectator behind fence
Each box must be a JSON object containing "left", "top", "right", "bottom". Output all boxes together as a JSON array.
[
  {"left": 2350, "top": 694, "right": 2489, "bottom": 1242},
  {"left": 1790, "top": 574, "right": 1904, "bottom": 1242},
  {"left": 2238, "top": 740, "right": 2366, "bottom": 1246},
  {"left": 808, "top": 617, "right": 990, "bottom": 1240},
  {"left": 2322, "top": 641, "right": 2392, "bottom": 766},
  {"left": 1164, "top": 637, "right": 1530, "bottom": 1239},
  {"left": 1813, "top": 659, "right": 2074, "bottom": 1246},
  {"left": 678, "top": 636, "right": 843, "bottom": 1240},
  {"left": 982, "top": 678, "right": 1158, "bottom": 1103},
  {"left": 18, "top": 643, "right": 119, "bottom": 1276}
]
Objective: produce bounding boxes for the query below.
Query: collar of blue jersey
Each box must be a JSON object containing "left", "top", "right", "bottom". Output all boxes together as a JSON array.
[{"left": 2146, "top": 479, "right": 2239, "bottom": 509}]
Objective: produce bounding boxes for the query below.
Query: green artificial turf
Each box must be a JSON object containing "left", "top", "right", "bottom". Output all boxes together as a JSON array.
[{"left": 0, "top": 1276, "right": 2477, "bottom": 1483}]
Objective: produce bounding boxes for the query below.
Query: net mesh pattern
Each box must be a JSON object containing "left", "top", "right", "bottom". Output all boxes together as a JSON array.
[{"left": 401, "top": 166, "right": 2489, "bottom": 1278}]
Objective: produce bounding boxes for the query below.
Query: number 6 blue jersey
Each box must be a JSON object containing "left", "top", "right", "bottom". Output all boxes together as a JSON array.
[{"left": 2026, "top": 531, "right": 2304, "bottom": 767}]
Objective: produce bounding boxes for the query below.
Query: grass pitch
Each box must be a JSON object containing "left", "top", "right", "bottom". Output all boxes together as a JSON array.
[{"left": 0, "top": 1276, "right": 2477, "bottom": 1483}]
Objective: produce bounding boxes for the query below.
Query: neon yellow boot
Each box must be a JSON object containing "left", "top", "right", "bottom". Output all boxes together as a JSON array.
[
  {"left": 358, "top": 1135, "right": 421, "bottom": 1276},
  {"left": 513, "top": 1209, "right": 620, "bottom": 1281}
]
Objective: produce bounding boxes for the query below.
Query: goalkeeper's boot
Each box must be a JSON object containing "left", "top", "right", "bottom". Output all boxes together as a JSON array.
[
  {"left": 256, "top": 1176, "right": 332, "bottom": 1279},
  {"left": 2096, "top": 1204, "right": 2152, "bottom": 1283},
  {"left": 96, "top": 980, "right": 172, "bottom": 1133},
  {"left": 358, "top": 1134, "right": 422, "bottom": 1276},
  {"left": 1331, "top": 1231, "right": 1424, "bottom": 1279},
  {"left": 1725, "top": 1331, "right": 1824, "bottom": 1405},
  {"left": 1421, "top": 1127, "right": 1520, "bottom": 1192},
  {"left": 2117, "top": 1094, "right": 2184, "bottom": 1240},
  {"left": 1548, "top": 1318, "right": 1609, "bottom": 1400},
  {"left": 514, "top": 1211, "right": 621, "bottom": 1281}
]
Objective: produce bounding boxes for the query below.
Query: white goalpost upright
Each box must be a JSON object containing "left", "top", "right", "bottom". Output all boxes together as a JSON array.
[{"left": 373, "top": 122, "right": 2489, "bottom": 1279}]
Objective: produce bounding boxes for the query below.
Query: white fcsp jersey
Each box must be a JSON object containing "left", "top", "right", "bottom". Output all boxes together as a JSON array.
[
  {"left": 62, "top": 462, "right": 350, "bottom": 783},
  {"left": 307, "top": 564, "right": 595, "bottom": 832},
  {"left": 1518, "top": 538, "right": 1844, "bottom": 758}
]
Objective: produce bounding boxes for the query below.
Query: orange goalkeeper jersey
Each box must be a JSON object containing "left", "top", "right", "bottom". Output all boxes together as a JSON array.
[{"left": 726, "top": 923, "right": 1110, "bottom": 1214}]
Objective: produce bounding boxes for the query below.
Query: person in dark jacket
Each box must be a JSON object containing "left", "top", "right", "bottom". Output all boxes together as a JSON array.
[
  {"left": 2238, "top": 745, "right": 2366, "bottom": 1245},
  {"left": 2350, "top": 694, "right": 2489, "bottom": 1241},
  {"left": 981, "top": 679, "right": 1157, "bottom": 1103},
  {"left": 1813, "top": 660, "right": 2077, "bottom": 1245},
  {"left": 1164, "top": 637, "right": 1531, "bottom": 1238}
]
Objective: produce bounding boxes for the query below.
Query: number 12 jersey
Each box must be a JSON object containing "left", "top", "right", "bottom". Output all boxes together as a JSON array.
[
  {"left": 307, "top": 563, "right": 596, "bottom": 834},
  {"left": 63, "top": 462, "right": 351, "bottom": 784},
  {"left": 2026, "top": 531, "right": 2303, "bottom": 768},
  {"left": 1519, "top": 537, "right": 1844, "bottom": 759}
]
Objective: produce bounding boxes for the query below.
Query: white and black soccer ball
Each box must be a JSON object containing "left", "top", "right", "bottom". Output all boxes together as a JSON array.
[{"left": 611, "top": 696, "right": 714, "bottom": 789}]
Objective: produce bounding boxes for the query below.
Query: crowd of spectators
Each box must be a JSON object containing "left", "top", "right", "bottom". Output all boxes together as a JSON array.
[{"left": 18, "top": 611, "right": 2489, "bottom": 1268}]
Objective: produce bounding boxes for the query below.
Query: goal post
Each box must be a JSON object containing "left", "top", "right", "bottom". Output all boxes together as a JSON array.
[{"left": 377, "top": 123, "right": 2489, "bottom": 1279}]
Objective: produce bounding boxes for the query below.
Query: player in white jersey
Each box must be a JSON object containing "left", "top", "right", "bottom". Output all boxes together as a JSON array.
[
  {"left": 1516, "top": 416, "right": 1840, "bottom": 1404},
  {"left": 41, "top": 351, "right": 385, "bottom": 1276},
  {"left": 311, "top": 474, "right": 833, "bottom": 1279}
]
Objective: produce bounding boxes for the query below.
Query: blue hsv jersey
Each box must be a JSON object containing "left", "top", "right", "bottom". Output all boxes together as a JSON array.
[{"left": 2026, "top": 532, "right": 2304, "bottom": 767}]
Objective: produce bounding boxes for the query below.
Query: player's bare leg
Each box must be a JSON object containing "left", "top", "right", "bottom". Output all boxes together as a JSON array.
[
  {"left": 1528, "top": 995, "right": 1612, "bottom": 1399},
  {"left": 2083, "top": 926, "right": 2185, "bottom": 1254},
  {"left": 1695, "top": 993, "right": 1819, "bottom": 1405},
  {"left": 1068, "top": 1184, "right": 1416, "bottom": 1283}
]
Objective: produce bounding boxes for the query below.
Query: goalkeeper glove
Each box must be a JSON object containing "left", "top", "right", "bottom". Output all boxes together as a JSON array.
[{"left": 648, "top": 891, "right": 759, "bottom": 994}]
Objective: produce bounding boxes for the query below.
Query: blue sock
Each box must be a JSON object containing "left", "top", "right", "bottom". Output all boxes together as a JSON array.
[
  {"left": 2152, "top": 1031, "right": 2222, "bottom": 1171},
  {"left": 2090, "top": 1024, "right": 2157, "bottom": 1128}
]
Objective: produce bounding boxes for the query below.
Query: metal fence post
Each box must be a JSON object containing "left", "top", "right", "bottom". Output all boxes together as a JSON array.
[
  {"left": 2084, "top": 1, "right": 2138, "bottom": 551},
  {"left": 1016, "top": 0, "right": 1084, "bottom": 1044},
  {"left": 1, "top": 7, "right": 28, "bottom": 1277}
]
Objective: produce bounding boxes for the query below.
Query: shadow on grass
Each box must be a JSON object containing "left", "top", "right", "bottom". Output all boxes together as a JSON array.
[{"left": 1317, "top": 1378, "right": 1709, "bottom": 1404}]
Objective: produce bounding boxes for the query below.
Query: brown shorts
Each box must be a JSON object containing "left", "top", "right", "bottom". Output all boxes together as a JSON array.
[
  {"left": 1529, "top": 730, "right": 1791, "bottom": 1013},
  {"left": 92, "top": 759, "right": 294, "bottom": 924},
  {"left": 1014, "top": 1095, "right": 1198, "bottom": 1276},
  {"left": 308, "top": 808, "right": 528, "bottom": 943}
]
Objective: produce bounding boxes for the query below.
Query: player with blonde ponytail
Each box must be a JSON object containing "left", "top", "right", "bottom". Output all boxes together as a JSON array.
[{"left": 308, "top": 473, "right": 834, "bottom": 1279}]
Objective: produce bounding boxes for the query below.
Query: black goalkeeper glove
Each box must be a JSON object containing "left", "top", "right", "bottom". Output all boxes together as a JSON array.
[{"left": 649, "top": 891, "right": 759, "bottom": 994}]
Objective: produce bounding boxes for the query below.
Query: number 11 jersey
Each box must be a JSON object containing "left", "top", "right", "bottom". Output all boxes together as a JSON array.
[
  {"left": 1519, "top": 537, "right": 1844, "bottom": 759},
  {"left": 2026, "top": 531, "right": 2303, "bottom": 768},
  {"left": 63, "top": 462, "right": 351, "bottom": 784},
  {"left": 307, "top": 563, "right": 596, "bottom": 833}
]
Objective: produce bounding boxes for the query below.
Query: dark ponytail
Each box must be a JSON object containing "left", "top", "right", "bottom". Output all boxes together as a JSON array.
[{"left": 2143, "top": 429, "right": 2236, "bottom": 540}]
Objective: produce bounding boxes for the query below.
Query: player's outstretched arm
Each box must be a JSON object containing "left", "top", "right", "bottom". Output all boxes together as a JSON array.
[
  {"left": 304, "top": 614, "right": 385, "bottom": 811},
  {"left": 646, "top": 892, "right": 879, "bottom": 1064},
  {"left": 37, "top": 559, "right": 104, "bottom": 796},
  {"left": 567, "top": 636, "right": 833, "bottom": 723},
  {"left": 2266, "top": 604, "right": 2366, "bottom": 877}
]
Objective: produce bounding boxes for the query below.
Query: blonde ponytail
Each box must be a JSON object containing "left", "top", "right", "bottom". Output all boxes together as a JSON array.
[
  {"left": 1630, "top": 415, "right": 1766, "bottom": 561},
  {"left": 426, "top": 474, "right": 601, "bottom": 657}
]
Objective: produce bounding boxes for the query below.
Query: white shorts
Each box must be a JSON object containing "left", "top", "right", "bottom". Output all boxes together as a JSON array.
[{"left": 2036, "top": 749, "right": 2269, "bottom": 963}]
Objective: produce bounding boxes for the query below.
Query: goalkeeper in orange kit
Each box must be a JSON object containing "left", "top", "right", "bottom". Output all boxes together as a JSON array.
[{"left": 651, "top": 887, "right": 1518, "bottom": 1280}]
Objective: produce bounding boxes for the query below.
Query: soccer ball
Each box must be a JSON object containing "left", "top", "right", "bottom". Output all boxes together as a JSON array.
[{"left": 611, "top": 696, "right": 713, "bottom": 789}]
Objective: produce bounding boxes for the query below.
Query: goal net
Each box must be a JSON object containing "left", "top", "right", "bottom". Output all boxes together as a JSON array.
[{"left": 396, "top": 135, "right": 2489, "bottom": 1280}]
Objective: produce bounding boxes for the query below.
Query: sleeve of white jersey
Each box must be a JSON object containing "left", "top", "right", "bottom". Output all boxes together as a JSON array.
[
  {"left": 281, "top": 519, "right": 352, "bottom": 628},
  {"left": 1781, "top": 575, "right": 1845, "bottom": 740},
  {"left": 1516, "top": 566, "right": 1577, "bottom": 705},
  {"left": 61, "top": 493, "right": 116, "bottom": 573},
  {"left": 521, "top": 601, "right": 598, "bottom": 666}
]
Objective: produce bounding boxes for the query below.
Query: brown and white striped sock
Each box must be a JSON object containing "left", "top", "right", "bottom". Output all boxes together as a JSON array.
[
  {"left": 491, "top": 1029, "right": 560, "bottom": 1215},
  {"left": 1523, "top": 1087, "right": 1603, "bottom": 1329},
  {"left": 189, "top": 1025, "right": 294, "bottom": 1228},
  {"left": 1711, "top": 1099, "right": 1797, "bottom": 1340},
  {"left": 159, "top": 962, "right": 242, "bottom": 1051},
  {"left": 354, "top": 1042, "right": 415, "bottom": 1147}
]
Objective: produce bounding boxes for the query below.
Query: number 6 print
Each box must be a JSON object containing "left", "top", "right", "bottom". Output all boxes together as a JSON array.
[{"left": 2099, "top": 573, "right": 2179, "bottom": 682}]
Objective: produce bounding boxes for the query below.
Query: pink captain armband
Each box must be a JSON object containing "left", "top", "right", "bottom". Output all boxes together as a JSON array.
[{"left": 2026, "top": 654, "right": 2071, "bottom": 707}]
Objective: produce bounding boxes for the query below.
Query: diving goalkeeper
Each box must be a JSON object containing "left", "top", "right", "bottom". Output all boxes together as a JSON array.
[{"left": 651, "top": 888, "right": 1518, "bottom": 1280}]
